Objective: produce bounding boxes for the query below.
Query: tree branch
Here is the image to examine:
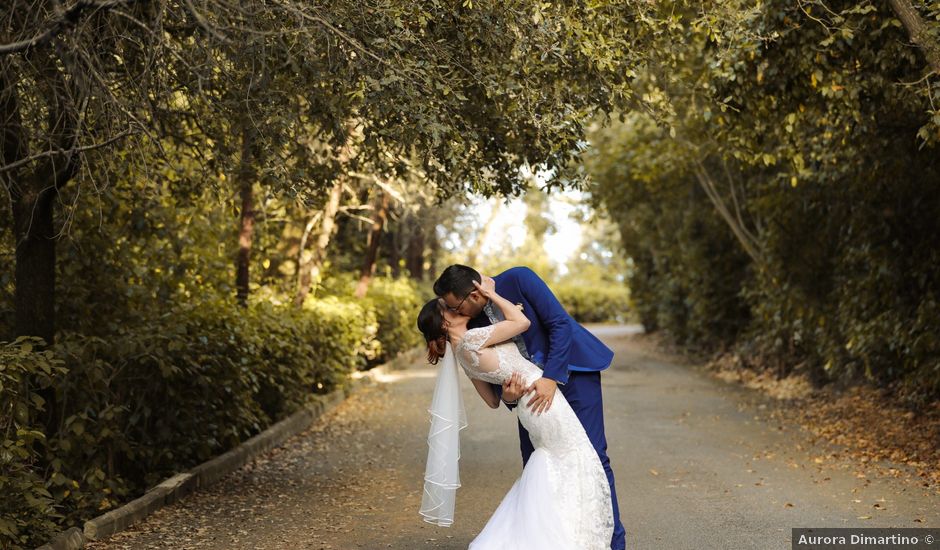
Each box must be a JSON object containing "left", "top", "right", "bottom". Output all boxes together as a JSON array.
[
  {"left": 692, "top": 159, "right": 763, "bottom": 264},
  {"left": 182, "top": 0, "right": 233, "bottom": 44},
  {"left": 0, "top": 0, "right": 143, "bottom": 56},
  {"left": 0, "top": 128, "right": 136, "bottom": 175},
  {"left": 887, "top": 0, "right": 940, "bottom": 75}
]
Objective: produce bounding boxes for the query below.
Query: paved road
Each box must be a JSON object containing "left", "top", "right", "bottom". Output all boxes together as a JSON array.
[{"left": 90, "top": 325, "right": 937, "bottom": 550}]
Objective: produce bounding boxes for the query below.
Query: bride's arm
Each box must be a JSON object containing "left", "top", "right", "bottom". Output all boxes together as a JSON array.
[
  {"left": 470, "top": 377, "right": 500, "bottom": 408},
  {"left": 472, "top": 278, "right": 531, "bottom": 348}
]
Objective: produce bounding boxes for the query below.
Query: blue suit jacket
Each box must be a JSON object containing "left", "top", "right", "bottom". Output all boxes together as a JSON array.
[{"left": 467, "top": 266, "right": 614, "bottom": 386}]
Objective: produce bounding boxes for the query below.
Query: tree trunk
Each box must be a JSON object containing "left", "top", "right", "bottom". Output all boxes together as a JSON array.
[
  {"left": 354, "top": 190, "right": 390, "bottom": 298},
  {"left": 2, "top": 57, "right": 77, "bottom": 344},
  {"left": 3, "top": 54, "right": 80, "bottom": 438},
  {"left": 386, "top": 225, "right": 401, "bottom": 278},
  {"left": 235, "top": 122, "right": 256, "bottom": 307},
  {"left": 887, "top": 0, "right": 940, "bottom": 74},
  {"left": 428, "top": 231, "right": 440, "bottom": 280},
  {"left": 12, "top": 179, "right": 57, "bottom": 343},
  {"left": 692, "top": 160, "right": 763, "bottom": 265},
  {"left": 405, "top": 225, "right": 425, "bottom": 280},
  {"left": 294, "top": 179, "right": 343, "bottom": 306},
  {"left": 294, "top": 213, "right": 321, "bottom": 299},
  {"left": 466, "top": 198, "right": 501, "bottom": 266}
]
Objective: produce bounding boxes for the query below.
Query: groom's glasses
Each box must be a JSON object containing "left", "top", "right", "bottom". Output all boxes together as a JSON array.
[{"left": 445, "top": 292, "right": 471, "bottom": 313}]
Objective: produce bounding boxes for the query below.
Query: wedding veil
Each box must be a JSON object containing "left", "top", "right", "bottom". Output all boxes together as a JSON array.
[{"left": 419, "top": 341, "right": 467, "bottom": 527}]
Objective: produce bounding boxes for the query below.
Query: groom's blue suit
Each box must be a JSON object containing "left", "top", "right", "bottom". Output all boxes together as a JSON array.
[{"left": 467, "top": 266, "right": 626, "bottom": 550}]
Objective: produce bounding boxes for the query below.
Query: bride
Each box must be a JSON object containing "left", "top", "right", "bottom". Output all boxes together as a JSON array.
[{"left": 416, "top": 276, "right": 614, "bottom": 550}]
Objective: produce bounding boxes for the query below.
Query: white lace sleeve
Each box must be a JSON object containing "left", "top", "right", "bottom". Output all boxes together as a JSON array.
[{"left": 456, "top": 325, "right": 496, "bottom": 373}]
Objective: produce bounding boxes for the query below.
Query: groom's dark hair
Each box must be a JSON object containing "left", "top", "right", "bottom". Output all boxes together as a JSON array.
[{"left": 433, "top": 264, "right": 481, "bottom": 299}]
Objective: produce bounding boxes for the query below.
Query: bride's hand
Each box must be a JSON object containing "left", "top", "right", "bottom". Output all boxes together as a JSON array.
[
  {"left": 501, "top": 372, "right": 530, "bottom": 403},
  {"left": 472, "top": 276, "right": 496, "bottom": 299}
]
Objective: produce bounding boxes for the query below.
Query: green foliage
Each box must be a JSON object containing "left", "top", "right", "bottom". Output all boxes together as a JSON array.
[
  {"left": 0, "top": 191, "right": 12, "bottom": 342},
  {"left": 358, "top": 278, "right": 425, "bottom": 367},
  {"left": 0, "top": 338, "right": 66, "bottom": 549},
  {"left": 588, "top": 0, "right": 940, "bottom": 403},
  {"left": 553, "top": 283, "right": 633, "bottom": 324},
  {"left": 0, "top": 154, "right": 425, "bottom": 545},
  {"left": 6, "top": 3, "right": 937, "bottom": 549},
  {"left": 312, "top": 273, "right": 425, "bottom": 367},
  {"left": 586, "top": 115, "right": 752, "bottom": 345},
  {"left": 0, "top": 296, "right": 378, "bottom": 547},
  {"left": 740, "top": 176, "right": 940, "bottom": 402}
]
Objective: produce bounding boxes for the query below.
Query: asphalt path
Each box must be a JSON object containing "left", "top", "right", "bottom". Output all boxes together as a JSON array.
[{"left": 89, "top": 325, "right": 938, "bottom": 550}]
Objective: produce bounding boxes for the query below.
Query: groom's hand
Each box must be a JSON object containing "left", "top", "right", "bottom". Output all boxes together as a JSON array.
[
  {"left": 472, "top": 276, "right": 497, "bottom": 299},
  {"left": 526, "top": 377, "right": 557, "bottom": 415}
]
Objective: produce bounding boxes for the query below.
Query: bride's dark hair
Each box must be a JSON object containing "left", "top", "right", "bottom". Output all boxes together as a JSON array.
[{"left": 416, "top": 298, "right": 448, "bottom": 364}]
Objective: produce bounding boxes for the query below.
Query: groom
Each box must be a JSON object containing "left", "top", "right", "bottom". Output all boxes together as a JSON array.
[{"left": 434, "top": 264, "right": 626, "bottom": 550}]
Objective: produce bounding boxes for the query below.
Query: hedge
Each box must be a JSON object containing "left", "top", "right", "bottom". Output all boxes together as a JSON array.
[
  {"left": 0, "top": 288, "right": 418, "bottom": 549},
  {"left": 554, "top": 283, "right": 633, "bottom": 324}
]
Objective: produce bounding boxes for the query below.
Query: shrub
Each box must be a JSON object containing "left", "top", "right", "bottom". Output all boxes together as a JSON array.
[
  {"left": 359, "top": 278, "right": 424, "bottom": 367},
  {"left": 553, "top": 283, "right": 633, "bottom": 324},
  {"left": 0, "top": 338, "right": 66, "bottom": 549},
  {"left": 1, "top": 295, "right": 376, "bottom": 542},
  {"left": 258, "top": 295, "right": 379, "bottom": 416},
  {"left": 314, "top": 273, "right": 426, "bottom": 368}
]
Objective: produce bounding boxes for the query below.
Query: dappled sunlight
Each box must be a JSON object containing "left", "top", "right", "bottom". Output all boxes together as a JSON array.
[
  {"left": 585, "top": 324, "right": 645, "bottom": 338},
  {"left": 352, "top": 368, "right": 438, "bottom": 384}
]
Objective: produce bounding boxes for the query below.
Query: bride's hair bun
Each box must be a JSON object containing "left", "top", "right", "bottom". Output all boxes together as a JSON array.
[
  {"left": 426, "top": 336, "right": 447, "bottom": 365},
  {"left": 417, "top": 298, "right": 448, "bottom": 364}
]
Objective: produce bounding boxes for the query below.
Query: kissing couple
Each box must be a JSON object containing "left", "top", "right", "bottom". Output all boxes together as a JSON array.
[{"left": 416, "top": 264, "right": 627, "bottom": 550}]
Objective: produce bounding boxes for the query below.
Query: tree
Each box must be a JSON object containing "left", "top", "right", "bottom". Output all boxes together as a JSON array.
[
  {"left": 586, "top": 0, "right": 940, "bottom": 399},
  {"left": 0, "top": 5, "right": 154, "bottom": 343},
  {"left": 888, "top": 0, "right": 940, "bottom": 74},
  {"left": 354, "top": 188, "right": 391, "bottom": 298},
  {"left": 2, "top": 0, "right": 654, "bottom": 339},
  {"left": 294, "top": 180, "right": 345, "bottom": 305}
]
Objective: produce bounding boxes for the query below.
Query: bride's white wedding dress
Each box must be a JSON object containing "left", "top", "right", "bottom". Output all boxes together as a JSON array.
[{"left": 454, "top": 325, "right": 614, "bottom": 550}]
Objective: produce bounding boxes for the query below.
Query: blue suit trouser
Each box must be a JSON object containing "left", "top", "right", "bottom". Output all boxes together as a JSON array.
[{"left": 517, "top": 370, "right": 626, "bottom": 550}]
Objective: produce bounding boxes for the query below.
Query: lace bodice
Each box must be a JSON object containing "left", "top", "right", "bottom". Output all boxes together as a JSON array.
[{"left": 455, "top": 325, "right": 543, "bottom": 387}]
